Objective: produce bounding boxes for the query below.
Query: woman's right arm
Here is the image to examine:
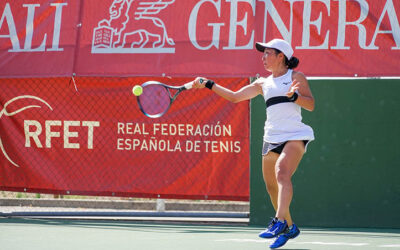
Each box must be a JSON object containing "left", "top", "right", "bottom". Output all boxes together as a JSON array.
[{"left": 193, "top": 77, "right": 263, "bottom": 103}]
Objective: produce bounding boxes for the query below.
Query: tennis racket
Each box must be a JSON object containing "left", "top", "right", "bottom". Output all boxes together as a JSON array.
[{"left": 137, "top": 79, "right": 203, "bottom": 118}]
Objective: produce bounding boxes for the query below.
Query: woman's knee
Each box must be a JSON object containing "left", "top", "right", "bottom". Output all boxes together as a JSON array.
[{"left": 275, "top": 161, "right": 292, "bottom": 184}]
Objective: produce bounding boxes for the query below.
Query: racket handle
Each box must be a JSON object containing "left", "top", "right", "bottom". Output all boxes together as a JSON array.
[{"left": 184, "top": 81, "right": 194, "bottom": 90}]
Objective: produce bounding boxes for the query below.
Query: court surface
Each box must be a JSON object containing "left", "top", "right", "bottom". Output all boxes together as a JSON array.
[{"left": 1, "top": 218, "right": 399, "bottom": 250}]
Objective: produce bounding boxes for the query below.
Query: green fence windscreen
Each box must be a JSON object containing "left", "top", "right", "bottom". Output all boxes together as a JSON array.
[{"left": 250, "top": 79, "right": 400, "bottom": 229}]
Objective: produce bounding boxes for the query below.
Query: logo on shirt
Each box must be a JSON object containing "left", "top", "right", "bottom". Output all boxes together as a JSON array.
[{"left": 282, "top": 82, "right": 291, "bottom": 85}]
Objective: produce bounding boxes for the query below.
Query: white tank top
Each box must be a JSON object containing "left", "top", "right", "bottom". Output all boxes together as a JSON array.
[{"left": 260, "top": 70, "right": 314, "bottom": 143}]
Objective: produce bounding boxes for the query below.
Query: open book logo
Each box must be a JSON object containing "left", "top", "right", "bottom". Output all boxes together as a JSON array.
[
  {"left": 0, "top": 96, "right": 52, "bottom": 167},
  {"left": 92, "top": 0, "right": 175, "bottom": 54}
]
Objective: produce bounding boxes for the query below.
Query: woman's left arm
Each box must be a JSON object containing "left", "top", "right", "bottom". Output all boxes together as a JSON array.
[{"left": 287, "top": 71, "right": 315, "bottom": 111}]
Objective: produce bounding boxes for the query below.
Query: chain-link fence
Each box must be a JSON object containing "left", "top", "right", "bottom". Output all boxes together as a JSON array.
[{"left": 1, "top": 77, "right": 250, "bottom": 219}]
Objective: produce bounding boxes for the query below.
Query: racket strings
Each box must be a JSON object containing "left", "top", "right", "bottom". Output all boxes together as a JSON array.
[{"left": 138, "top": 84, "right": 171, "bottom": 117}]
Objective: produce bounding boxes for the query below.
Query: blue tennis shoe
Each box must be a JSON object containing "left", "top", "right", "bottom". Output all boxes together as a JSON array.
[
  {"left": 259, "top": 218, "right": 287, "bottom": 238},
  {"left": 269, "top": 224, "right": 300, "bottom": 249}
]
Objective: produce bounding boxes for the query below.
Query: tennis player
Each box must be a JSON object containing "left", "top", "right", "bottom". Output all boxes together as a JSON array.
[{"left": 193, "top": 38, "right": 315, "bottom": 249}]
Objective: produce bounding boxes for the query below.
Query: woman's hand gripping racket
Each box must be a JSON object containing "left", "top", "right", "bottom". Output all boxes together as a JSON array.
[{"left": 135, "top": 79, "right": 203, "bottom": 118}]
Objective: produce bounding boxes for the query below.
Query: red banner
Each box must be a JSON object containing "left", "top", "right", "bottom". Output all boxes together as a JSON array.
[
  {"left": 0, "top": 1, "right": 79, "bottom": 77},
  {"left": 0, "top": 77, "right": 250, "bottom": 200},
  {"left": 1, "top": 0, "right": 400, "bottom": 77}
]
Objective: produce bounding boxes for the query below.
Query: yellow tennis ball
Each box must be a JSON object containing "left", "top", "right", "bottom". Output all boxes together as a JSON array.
[{"left": 132, "top": 85, "right": 143, "bottom": 96}]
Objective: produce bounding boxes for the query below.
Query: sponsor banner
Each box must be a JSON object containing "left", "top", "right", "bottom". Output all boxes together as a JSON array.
[
  {"left": 0, "top": 77, "right": 250, "bottom": 201},
  {"left": 0, "top": 1, "right": 79, "bottom": 77},
  {"left": 1, "top": 0, "right": 400, "bottom": 77},
  {"left": 76, "top": 0, "right": 400, "bottom": 77}
]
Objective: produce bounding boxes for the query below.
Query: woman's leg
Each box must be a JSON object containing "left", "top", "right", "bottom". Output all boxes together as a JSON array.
[
  {"left": 262, "top": 151, "right": 293, "bottom": 226},
  {"left": 262, "top": 152, "right": 279, "bottom": 209},
  {"left": 274, "top": 141, "right": 305, "bottom": 221}
]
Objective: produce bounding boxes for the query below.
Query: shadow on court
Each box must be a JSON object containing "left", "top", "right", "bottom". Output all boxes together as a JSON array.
[{"left": 1, "top": 218, "right": 399, "bottom": 250}]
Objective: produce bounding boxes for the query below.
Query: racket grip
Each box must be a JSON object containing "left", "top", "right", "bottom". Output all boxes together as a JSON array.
[{"left": 184, "top": 81, "right": 194, "bottom": 90}]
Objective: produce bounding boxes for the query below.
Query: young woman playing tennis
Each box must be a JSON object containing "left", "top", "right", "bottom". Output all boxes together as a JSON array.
[{"left": 193, "top": 39, "right": 315, "bottom": 249}]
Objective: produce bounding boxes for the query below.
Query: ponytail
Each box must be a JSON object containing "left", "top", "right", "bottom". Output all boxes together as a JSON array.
[{"left": 285, "top": 56, "right": 299, "bottom": 69}]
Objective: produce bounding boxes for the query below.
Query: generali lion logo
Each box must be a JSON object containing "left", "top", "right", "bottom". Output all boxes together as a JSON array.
[
  {"left": 92, "top": 0, "right": 175, "bottom": 54},
  {"left": 0, "top": 96, "right": 52, "bottom": 167}
]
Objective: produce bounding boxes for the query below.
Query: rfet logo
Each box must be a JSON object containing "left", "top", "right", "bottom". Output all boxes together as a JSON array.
[
  {"left": 92, "top": 0, "right": 175, "bottom": 54},
  {"left": 0, "top": 96, "right": 52, "bottom": 167},
  {"left": 0, "top": 96, "right": 100, "bottom": 167}
]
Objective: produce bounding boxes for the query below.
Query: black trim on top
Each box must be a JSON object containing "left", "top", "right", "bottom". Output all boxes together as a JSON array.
[
  {"left": 266, "top": 93, "right": 298, "bottom": 108},
  {"left": 266, "top": 96, "right": 291, "bottom": 108}
]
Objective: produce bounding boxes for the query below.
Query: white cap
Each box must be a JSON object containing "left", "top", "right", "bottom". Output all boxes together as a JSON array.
[{"left": 256, "top": 39, "right": 294, "bottom": 59}]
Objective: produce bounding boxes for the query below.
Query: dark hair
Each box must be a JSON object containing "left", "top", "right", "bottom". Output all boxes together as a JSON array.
[
  {"left": 273, "top": 49, "right": 300, "bottom": 69},
  {"left": 285, "top": 56, "right": 299, "bottom": 69}
]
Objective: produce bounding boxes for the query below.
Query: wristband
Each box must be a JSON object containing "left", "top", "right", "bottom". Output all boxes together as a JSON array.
[
  {"left": 205, "top": 80, "right": 215, "bottom": 90},
  {"left": 288, "top": 92, "right": 298, "bottom": 102}
]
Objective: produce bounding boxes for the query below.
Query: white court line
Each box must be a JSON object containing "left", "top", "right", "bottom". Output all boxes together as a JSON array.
[
  {"left": 215, "top": 239, "right": 400, "bottom": 248},
  {"left": 215, "top": 239, "right": 271, "bottom": 243},
  {"left": 379, "top": 245, "right": 400, "bottom": 248},
  {"left": 215, "top": 239, "right": 370, "bottom": 247},
  {"left": 294, "top": 241, "right": 369, "bottom": 247}
]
